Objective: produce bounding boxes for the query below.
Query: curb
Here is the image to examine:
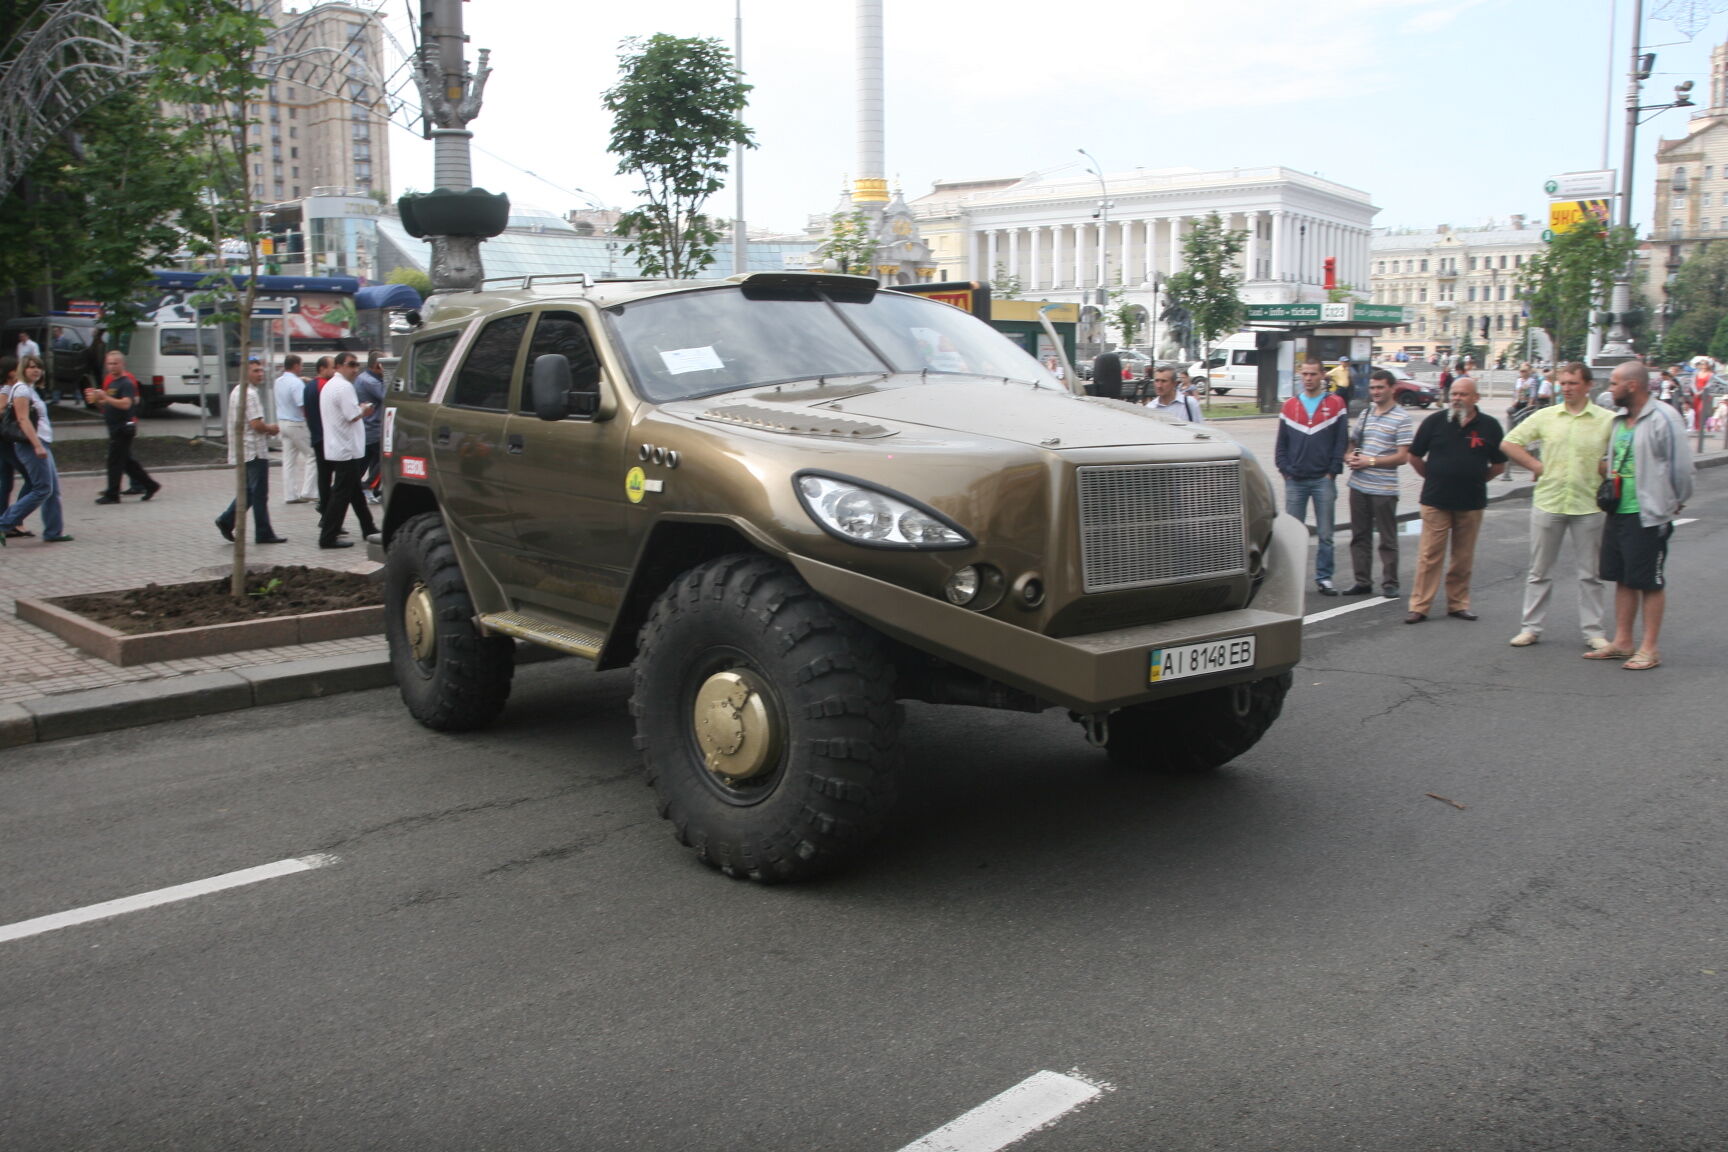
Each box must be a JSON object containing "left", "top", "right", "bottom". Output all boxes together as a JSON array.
[{"left": 0, "top": 643, "right": 570, "bottom": 750}]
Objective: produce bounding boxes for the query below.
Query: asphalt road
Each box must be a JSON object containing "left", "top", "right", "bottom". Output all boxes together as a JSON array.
[{"left": 2, "top": 472, "right": 1724, "bottom": 1152}]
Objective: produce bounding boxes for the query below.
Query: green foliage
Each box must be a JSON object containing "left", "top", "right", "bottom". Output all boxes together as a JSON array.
[
  {"left": 1707, "top": 313, "right": 1728, "bottom": 363},
  {"left": 822, "top": 211, "right": 877, "bottom": 277},
  {"left": 386, "top": 266, "right": 435, "bottom": 298},
  {"left": 991, "top": 262, "right": 1022, "bottom": 300},
  {"left": 1519, "top": 223, "right": 1638, "bottom": 361},
  {"left": 0, "top": 86, "right": 201, "bottom": 325},
  {"left": 1108, "top": 295, "right": 1143, "bottom": 346},
  {"left": 1325, "top": 281, "right": 1359, "bottom": 303},
  {"left": 1656, "top": 242, "right": 1728, "bottom": 362},
  {"left": 603, "top": 34, "right": 754, "bottom": 279},
  {"left": 1165, "top": 212, "right": 1247, "bottom": 388},
  {"left": 248, "top": 576, "right": 284, "bottom": 598}
]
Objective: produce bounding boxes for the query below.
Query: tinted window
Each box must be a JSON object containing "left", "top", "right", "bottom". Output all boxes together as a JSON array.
[
  {"left": 518, "top": 311, "right": 600, "bottom": 415},
  {"left": 407, "top": 333, "right": 458, "bottom": 396},
  {"left": 450, "top": 314, "right": 528, "bottom": 410},
  {"left": 160, "top": 328, "right": 220, "bottom": 357}
]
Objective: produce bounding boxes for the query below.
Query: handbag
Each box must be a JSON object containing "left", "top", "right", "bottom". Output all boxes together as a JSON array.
[
  {"left": 0, "top": 394, "right": 30, "bottom": 445},
  {"left": 1595, "top": 474, "right": 1621, "bottom": 514}
]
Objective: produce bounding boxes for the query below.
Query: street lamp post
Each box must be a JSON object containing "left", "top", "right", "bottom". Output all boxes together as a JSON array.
[{"left": 1077, "top": 148, "right": 1112, "bottom": 301}]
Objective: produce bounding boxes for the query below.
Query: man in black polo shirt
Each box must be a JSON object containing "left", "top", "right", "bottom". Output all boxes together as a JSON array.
[
  {"left": 1404, "top": 376, "right": 1505, "bottom": 623},
  {"left": 87, "top": 351, "right": 160, "bottom": 504}
]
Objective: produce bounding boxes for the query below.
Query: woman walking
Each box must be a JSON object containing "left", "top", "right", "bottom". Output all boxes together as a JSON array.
[{"left": 0, "top": 355, "right": 73, "bottom": 545}]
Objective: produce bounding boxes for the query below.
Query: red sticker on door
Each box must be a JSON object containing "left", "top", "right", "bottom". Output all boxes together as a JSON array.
[{"left": 400, "top": 456, "right": 428, "bottom": 479}]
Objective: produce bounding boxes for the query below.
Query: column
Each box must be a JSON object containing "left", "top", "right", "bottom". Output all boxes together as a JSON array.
[
  {"left": 1169, "top": 216, "right": 1184, "bottom": 276},
  {"left": 1007, "top": 228, "right": 1021, "bottom": 286},
  {"left": 1141, "top": 219, "right": 1156, "bottom": 284},
  {"left": 1051, "top": 225, "right": 1065, "bottom": 289},
  {"left": 1072, "top": 223, "right": 1084, "bottom": 289},
  {"left": 1244, "top": 212, "right": 1259, "bottom": 282},
  {"left": 985, "top": 230, "right": 999, "bottom": 282},
  {"left": 1027, "top": 226, "right": 1043, "bottom": 292}
]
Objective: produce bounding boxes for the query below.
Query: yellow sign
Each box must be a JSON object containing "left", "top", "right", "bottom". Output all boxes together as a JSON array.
[
  {"left": 625, "top": 466, "right": 646, "bottom": 504},
  {"left": 1548, "top": 199, "right": 1612, "bottom": 232}
]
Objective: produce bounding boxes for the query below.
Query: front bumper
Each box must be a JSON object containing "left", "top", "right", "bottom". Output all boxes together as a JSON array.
[{"left": 790, "top": 512, "right": 1307, "bottom": 714}]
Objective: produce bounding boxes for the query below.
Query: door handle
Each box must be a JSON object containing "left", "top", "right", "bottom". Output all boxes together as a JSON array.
[
  {"left": 434, "top": 426, "right": 451, "bottom": 446},
  {"left": 506, "top": 433, "right": 524, "bottom": 454}
]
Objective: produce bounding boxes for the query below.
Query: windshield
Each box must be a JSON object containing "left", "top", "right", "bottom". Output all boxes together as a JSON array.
[{"left": 608, "top": 285, "right": 1059, "bottom": 402}]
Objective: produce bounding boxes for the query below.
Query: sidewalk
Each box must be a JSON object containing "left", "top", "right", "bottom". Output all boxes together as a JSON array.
[
  {"left": 1, "top": 461, "right": 389, "bottom": 748},
  {"left": 3, "top": 426, "right": 1721, "bottom": 749}
]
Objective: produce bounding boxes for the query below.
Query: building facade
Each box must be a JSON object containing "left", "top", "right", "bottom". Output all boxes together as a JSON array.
[
  {"left": 908, "top": 166, "right": 1377, "bottom": 358},
  {"left": 1368, "top": 220, "right": 1547, "bottom": 362},
  {"left": 247, "top": 1, "right": 391, "bottom": 204},
  {"left": 1648, "top": 39, "right": 1728, "bottom": 315}
]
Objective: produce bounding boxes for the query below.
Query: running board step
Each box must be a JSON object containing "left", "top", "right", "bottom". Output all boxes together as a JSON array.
[{"left": 478, "top": 612, "right": 604, "bottom": 661}]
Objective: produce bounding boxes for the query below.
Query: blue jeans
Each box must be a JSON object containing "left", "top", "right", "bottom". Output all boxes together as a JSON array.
[
  {"left": 1, "top": 441, "right": 65, "bottom": 538},
  {"left": 216, "top": 458, "right": 279, "bottom": 541},
  {"left": 1284, "top": 475, "right": 1337, "bottom": 584}
]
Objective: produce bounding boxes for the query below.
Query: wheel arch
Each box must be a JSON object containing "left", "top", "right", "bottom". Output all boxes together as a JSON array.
[
  {"left": 596, "top": 519, "right": 769, "bottom": 671},
  {"left": 382, "top": 482, "right": 440, "bottom": 548}
]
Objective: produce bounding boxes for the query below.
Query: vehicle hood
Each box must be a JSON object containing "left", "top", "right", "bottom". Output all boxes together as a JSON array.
[{"left": 670, "top": 376, "right": 1226, "bottom": 451}]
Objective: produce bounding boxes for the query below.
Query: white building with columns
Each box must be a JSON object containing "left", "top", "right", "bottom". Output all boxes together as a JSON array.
[{"left": 911, "top": 166, "right": 1379, "bottom": 356}]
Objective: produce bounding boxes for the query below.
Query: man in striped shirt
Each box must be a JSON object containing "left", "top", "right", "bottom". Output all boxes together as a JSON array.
[{"left": 1342, "top": 370, "right": 1414, "bottom": 597}]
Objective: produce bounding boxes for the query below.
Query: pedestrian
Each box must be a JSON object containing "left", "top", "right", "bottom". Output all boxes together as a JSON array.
[
  {"left": 1437, "top": 363, "right": 1453, "bottom": 402},
  {"left": 355, "top": 350, "right": 386, "bottom": 500},
  {"left": 87, "top": 351, "right": 160, "bottom": 504},
  {"left": 214, "top": 361, "right": 288, "bottom": 546},
  {"left": 1498, "top": 363, "right": 1615, "bottom": 650},
  {"left": 0, "top": 354, "right": 72, "bottom": 544},
  {"left": 304, "top": 354, "right": 333, "bottom": 514},
  {"left": 274, "top": 354, "right": 316, "bottom": 503},
  {"left": 1403, "top": 376, "right": 1506, "bottom": 623},
  {"left": 1583, "top": 361, "right": 1694, "bottom": 671},
  {"left": 1326, "top": 356, "right": 1351, "bottom": 402},
  {"left": 0, "top": 357, "right": 17, "bottom": 524},
  {"left": 1534, "top": 370, "right": 1556, "bottom": 409},
  {"left": 1341, "top": 369, "right": 1413, "bottom": 598},
  {"left": 14, "top": 330, "right": 39, "bottom": 362},
  {"left": 1275, "top": 358, "right": 1349, "bottom": 596},
  {"left": 1513, "top": 363, "right": 1538, "bottom": 408},
  {"left": 317, "top": 352, "right": 377, "bottom": 549},
  {"left": 1145, "top": 366, "right": 1204, "bottom": 422}
]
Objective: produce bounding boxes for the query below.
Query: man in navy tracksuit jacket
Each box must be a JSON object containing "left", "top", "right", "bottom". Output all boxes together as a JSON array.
[{"left": 1275, "top": 358, "right": 1350, "bottom": 594}]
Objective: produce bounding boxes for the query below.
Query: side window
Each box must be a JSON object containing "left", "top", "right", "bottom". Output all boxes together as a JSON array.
[
  {"left": 450, "top": 313, "right": 529, "bottom": 410},
  {"left": 406, "top": 332, "right": 458, "bottom": 396},
  {"left": 518, "top": 310, "right": 601, "bottom": 415}
]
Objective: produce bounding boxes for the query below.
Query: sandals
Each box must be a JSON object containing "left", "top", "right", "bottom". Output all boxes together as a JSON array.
[
  {"left": 1622, "top": 651, "right": 1661, "bottom": 671},
  {"left": 1581, "top": 647, "right": 1634, "bottom": 660}
]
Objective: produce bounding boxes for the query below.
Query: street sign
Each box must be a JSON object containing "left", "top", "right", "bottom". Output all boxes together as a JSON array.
[
  {"left": 1546, "top": 170, "right": 1617, "bottom": 198},
  {"left": 1245, "top": 302, "right": 1405, "bottom": 325},
  {"left": 1542, "top": 228, "right": 1557, "bottom": 242},
  {"left": 1549, "top": 199, "right": 1612, "bottom": 231}
]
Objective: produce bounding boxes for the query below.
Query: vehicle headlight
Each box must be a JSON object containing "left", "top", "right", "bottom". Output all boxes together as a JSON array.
[{"left": 796, "top": 472, "right": 972, "bottom": 549}]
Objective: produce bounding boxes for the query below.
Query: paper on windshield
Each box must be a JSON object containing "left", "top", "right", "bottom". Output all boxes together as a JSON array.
[{"left": 660, "top": 346, "right": 725, "bottom": 374}]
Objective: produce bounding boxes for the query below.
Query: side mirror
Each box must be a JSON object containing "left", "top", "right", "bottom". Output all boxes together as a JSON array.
[{"left": 531, "top": 353, "right": 602, "bottom": 421}]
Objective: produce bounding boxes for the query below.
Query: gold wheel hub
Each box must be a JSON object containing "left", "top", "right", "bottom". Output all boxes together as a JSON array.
[
  {"left": 693, "top": 669, "right": 780, "bottom": 781},
  {"left": 405, "top": 581, "right": 437, "bottom": 665}
]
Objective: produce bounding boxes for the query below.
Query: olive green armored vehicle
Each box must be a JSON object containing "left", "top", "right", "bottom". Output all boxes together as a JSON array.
[{"left": 376, "top": 271, "right": 1305, "bottom": 882}]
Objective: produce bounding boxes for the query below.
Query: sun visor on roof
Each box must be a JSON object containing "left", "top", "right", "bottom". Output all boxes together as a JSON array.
[{"left": 736, "top": 272, "right": 878, "bottom": 304}]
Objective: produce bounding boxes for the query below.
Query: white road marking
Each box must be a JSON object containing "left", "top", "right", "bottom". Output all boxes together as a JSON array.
[
  {"left": 896, "top": 1070, "right": 1106, "bottom": 1152},
  {"left": 1674, "top": 517, "right": 1698, "bottom": 527},
  {"left": 1304, "top": 597, "right": 1398, "bottom": 625},
  {"left": 0, "top": 854, "right": 338, "bottom": 945}
]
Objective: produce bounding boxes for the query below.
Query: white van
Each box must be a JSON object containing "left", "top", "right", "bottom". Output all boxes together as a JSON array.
[
  {"left": 1188, "top": 333, "right": 1262, "bottom": 396},
  {"left": 115, "top": 319, "right": 228, "bottom": 412}
]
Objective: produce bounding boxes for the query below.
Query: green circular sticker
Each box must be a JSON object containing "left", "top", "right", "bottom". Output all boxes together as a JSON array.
[
  {"left": 625, "top": 466, "right": 646, "bottom": 504},
  {"left": 1544, "top": 179, "right": 1559, "bottom": 195}
]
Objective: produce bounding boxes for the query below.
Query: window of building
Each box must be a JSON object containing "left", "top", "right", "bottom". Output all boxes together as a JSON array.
[
  {"left": 1496, "top": 314, "right": 1505, "bottom": 331},
  {"left": 1514, "top": 255, "right": 1523, "bottom": 267},
  {"left": 288, "top": 108, "right": 296, "bottom": 119},
  {"left": 1468, "top": 256, "right": 1478, "bottom": 270},
  {"left": 1497, "top": 285, "right": 1507, "bottom": 300},
  {"left": 1673, "top": 196, "right": 1686, "bottom": 209},
  {"left": 292, "top": 167, "right": 299, "bottom": 178},
  {"left": 1467, "top": 286, "right": 1476, "bottom": 301},
  {"left": 1709, "top": 166, "right": 1716, "bottom": 179},
  {"left": 1498, "top": 255, "right": 1507, "bottom": 268},
  {"left": 293, "top": 186, "right": 301, "bottom": 197},
  {"left": 1419, "top": 259, "right": 1428, "bottom": 272},
  {"left": 1418, "top": 287, "right": 1428, "bottom": 302},
  {"left": 290, "top": 147, "right": 299, "bottom": 159},
  {"left": 355, "top": 162, "right": 372, "bottom": 180},
  {"left": 289, "top": 127, "right": 298, "bottom": 139},
  {"left": 354, "top": 144, "right": 370, "bottom": 161},
  {"left": 253, "top": 162, "right": 262, "bottom": 176}
]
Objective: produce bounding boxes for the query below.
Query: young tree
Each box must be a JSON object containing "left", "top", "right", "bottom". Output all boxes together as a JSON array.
[
  {"left": 990, "top": 263, "right": 1023, "bottom": 300},
  {"left": 1108, "top": 296, "right": 1144, "bottom": 347},
  {"left": 113, "top": 0, "right": 272, "bottom": 595},
  {"left": 1520, "top": 223, "right": 1638, "bottom": 363},
  {"left": 603, "top": 34, "right": 754, "bottom": 279},
  {"left": 822, "top": 211, "right": 877, "bottom": 276},
  {"left": 1164, "top": 212, "right": 1247, "bottom": 404}
]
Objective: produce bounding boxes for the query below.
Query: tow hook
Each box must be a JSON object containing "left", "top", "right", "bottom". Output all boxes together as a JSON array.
[{"left": 1080, "top": 712, "right": 1109, "bottom": 748}]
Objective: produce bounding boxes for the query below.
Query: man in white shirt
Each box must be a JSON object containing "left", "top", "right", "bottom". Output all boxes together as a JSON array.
[
  {"left": 317, "top": 352, "right": 377, "bottom": 549},
  {"left": 215, "top": 361, "right": 286, "bottom": 544},
  {"left": 14, "top": 331, "right": 40, "bottom": 362},
  {"left": 1145, "top": 366, "right": 1204, "bottom": 422},
  {"left": 273, "top": 354, "right": 315, "bottom": 502}
]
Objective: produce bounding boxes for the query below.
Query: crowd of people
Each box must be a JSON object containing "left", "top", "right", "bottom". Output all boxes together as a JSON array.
[
  {"left": 1274, "top": 357, "right": 1695, "bottom": 670},
  {"left": 0, "top": 349, "right": 388, "bottom": 551}
]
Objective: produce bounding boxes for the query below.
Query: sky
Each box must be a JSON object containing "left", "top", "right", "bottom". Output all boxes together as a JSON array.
[{"left": 373, "top": 0, "right": 1728, "bottom": 239}]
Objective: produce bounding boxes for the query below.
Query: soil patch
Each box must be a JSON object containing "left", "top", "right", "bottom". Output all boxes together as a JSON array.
[
  {"left": 50, "top": 566, "right": 382, "bottom": 635},
  {"left": 51, "top": 436, "right": 229, "bottom": 472}
]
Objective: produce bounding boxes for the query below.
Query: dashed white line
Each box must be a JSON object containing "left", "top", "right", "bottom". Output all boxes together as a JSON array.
[
  {"left": 1304, "top": 596, "right": 1398, "bottom": 626},
  {"left": 896, "top": 1070, "right": 1107, "bottom": 1152},
  {"left": 0, "top": 854, "right": 338, "bottom": 945}
]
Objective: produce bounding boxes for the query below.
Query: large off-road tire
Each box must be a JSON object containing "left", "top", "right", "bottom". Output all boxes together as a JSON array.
[
  {"left": 1104, "top": 671, "right": 1292, "bottom": 773},
  {"left": 632, "top": 553, "right": 903, "bottom": 883},
  {"left": 384, "top": 511, "right": 514, "bottom": 731}
]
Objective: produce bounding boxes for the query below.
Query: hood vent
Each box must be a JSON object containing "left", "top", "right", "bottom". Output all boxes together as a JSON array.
[{"left": 698, "top": 403, "right": 896, "bottom": 439}]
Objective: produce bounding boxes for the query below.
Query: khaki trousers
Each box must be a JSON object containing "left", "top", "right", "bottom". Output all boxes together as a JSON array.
[{"left": 1409, "top": 505, "right": 1483, "bottom": 616}]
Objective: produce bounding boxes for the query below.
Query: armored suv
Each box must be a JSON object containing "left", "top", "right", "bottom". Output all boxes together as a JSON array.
[{"left": 377, "top": 271, "right": 1305, "bottom": 882}]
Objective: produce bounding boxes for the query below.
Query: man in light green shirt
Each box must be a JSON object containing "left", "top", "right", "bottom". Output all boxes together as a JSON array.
[{"left": 1499, "top": 362, "right": 1615, "bottom": 649}]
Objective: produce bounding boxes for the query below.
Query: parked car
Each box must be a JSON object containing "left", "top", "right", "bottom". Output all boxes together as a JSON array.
[
  {"left": 1374, "top": 365, "right": 1439, "bottom": 408},
  {"left": 2, "top": 314, "right": 107, "bottom": 403}
]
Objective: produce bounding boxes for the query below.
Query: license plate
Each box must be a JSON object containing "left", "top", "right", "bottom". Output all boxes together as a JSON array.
[{"left": 1148, "top": 635, "right": 1256, "bottom": 683}]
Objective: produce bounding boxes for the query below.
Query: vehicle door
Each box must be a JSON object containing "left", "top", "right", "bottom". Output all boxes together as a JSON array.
[
  {"left": 500, "top": 307, "right": 635, "bottom": 629},
  {"left": 429, "top": 310, "right": 531, "bottom": 581}
]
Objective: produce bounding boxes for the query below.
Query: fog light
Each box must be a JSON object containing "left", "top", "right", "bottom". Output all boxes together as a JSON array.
[
  {"left": 1019, "top": 577, "right": 1044, "bottom": 608},
  {"left": 944, "top": 566, "right": 980, "bottom": 605}
]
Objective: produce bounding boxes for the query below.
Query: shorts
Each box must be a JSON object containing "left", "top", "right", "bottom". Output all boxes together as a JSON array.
[{"left": 1598, "top": 513, "right": 1671, "bottom": 591}]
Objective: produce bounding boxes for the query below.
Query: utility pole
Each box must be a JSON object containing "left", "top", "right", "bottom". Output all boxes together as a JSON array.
[
  {"left": 732, "top": 0, "right": 747, "bottom": 276},
  {"left": 407, "top": 0, "right": 497, "bottom": 291}
]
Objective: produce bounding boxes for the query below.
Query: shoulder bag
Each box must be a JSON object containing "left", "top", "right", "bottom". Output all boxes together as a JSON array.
[
  {"left": 1596, "top": 427, "right": 1630, "bottom": 513},
  {"left": 0, "top": 387, "right": 32, "bottom": 445}
]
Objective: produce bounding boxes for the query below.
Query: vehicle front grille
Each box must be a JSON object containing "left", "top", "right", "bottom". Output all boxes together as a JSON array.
[{"left": 1076, "top": 460, "right": 1246, "bottom": 592}]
